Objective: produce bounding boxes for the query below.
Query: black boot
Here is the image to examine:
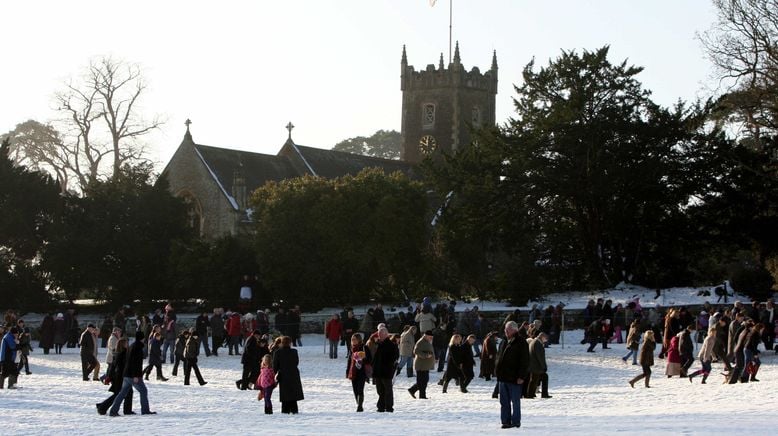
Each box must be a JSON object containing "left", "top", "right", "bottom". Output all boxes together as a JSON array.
[
  {"left": 356, "top": 394, "right": 364, "bottom": 412},
  {"left": 442, "top": 379, "right": 449, "bottom": 393},
  {"left": 408, "top": 385, "right": 418, "bottom": 398}
]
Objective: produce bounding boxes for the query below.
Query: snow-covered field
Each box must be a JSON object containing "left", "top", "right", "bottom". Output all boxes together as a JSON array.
[{"left": 3, "top": 331, "right": 777, "bottom": 435}]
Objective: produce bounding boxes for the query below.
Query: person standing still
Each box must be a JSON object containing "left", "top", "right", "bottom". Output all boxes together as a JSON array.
[
  {"left": 371, "top": 327, "right": 399, "bottom": 413},
  {"left": 325, "top": 314, "right": 342, "bottom": 359},
  {"left": 494, "top": 321, "right": 530, "bottom": 429}
]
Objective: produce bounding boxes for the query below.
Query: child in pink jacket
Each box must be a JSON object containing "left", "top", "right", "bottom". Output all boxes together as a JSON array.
[{"left": 257, "top": 354, "right": 276, "bottom": 414}]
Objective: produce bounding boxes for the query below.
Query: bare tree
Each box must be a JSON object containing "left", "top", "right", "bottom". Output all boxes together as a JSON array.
[
  {"left": 54, "top": 80, "right": 111, "bottom": 189},
  {"left": 86, "top": 57, "right": 163, "bottom": 177},
  {"left": 700, "top": 0, "right": 778, "bottom": 145}
]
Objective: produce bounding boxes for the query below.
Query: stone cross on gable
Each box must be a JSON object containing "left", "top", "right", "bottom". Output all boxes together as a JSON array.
[
  {"left": 286, "top": 121, "right": 294, "bottom": 140},
  {"left": 185, "top": 118, "right": 192, "bottom": 131}
]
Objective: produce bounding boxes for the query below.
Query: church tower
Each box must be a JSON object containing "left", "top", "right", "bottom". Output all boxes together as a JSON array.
[{"left": 400, "top": 43, "right": 498, "bottom": 163}]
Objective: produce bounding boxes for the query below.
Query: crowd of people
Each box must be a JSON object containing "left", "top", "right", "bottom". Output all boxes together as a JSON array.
[
  {"left": 611, "top": 299, "right": 776, "bottom": 388},
  {"left": 0, "top": 294, "right": 774, "bottom": 429}
]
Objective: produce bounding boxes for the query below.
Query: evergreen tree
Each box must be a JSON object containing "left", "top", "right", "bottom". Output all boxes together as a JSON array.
[{"left": 0, "top": 138, "right": 61, "bottom": 309}]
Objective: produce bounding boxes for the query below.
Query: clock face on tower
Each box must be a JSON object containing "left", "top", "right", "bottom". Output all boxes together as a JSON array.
[{"left": 419, "top": 135, "right": 437, "bottom": 156}]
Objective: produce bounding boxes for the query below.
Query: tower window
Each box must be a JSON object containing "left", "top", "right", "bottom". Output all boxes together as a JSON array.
[
  {"left": 423, "top": 103, "right": 436, "bottom": 129},
  {"left": 472, "top": 106, "right": 482, "bottom": 127}
]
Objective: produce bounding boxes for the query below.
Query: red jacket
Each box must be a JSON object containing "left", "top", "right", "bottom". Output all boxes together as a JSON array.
[
  {"left": 325, "top": 319, "right": 342, "bottom": 341},
  {"left": 226, "top": 314, "right": 242, "bottom": 337}
]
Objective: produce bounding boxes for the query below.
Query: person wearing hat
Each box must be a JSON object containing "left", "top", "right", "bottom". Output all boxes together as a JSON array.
[
  {"left": 80, "top": 324, "right": 99, "bottom": 381},
  {"left": 237, "top": 329, "right": 262, "bottom": 390},
  {"left": 108, "top": 330, "right": 156, "bottom": 416},
  {"left": 53, "top": 313, "right": 66, "bottom": 354},
  {"left": 0, "top": 327, "right": 19, "bottom": 389},
  {"left": 408, "top": 330, "right": 435, "bottom": 399}
]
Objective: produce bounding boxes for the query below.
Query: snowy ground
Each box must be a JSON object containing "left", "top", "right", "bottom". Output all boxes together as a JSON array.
[
  {"left": 3, "top": 331, "right": 777, "bottom": 435},
  {"left": 312, "top": 284, "right": 756, "bottom": 316}
]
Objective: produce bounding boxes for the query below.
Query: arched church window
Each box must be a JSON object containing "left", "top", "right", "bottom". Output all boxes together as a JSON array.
[
  {"left": 422, "top": 103, "right": 436, "bottom": 129},
  {"left": 179, "top": 191, "right": 203, "bottom": 236}
]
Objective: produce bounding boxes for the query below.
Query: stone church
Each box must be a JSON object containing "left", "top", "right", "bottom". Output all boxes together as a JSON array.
[{"left": 162, "top": 43, "right": 497, "bottom": 239}]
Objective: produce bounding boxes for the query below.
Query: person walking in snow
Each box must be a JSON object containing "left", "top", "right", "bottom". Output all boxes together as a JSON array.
[
  {"left": 629, "top": 330, "right": 656, "bottom": 388},
  {"left": 665, "top": 333, "right": 682, "bottom": 378},
  {"left": 678, "top": 324, "right": 695, "bottom": 377},
  {"left": 171, "top": 329, "right": 189, "bottom": 377},
  {"left": 184, "top": 328, "right": 208, "bottom": 386},
  {"left": 622, "top": 319, "right": 641, "bottom": 365},
  {"left": 108, "top": 330, "right": 156, "bottom": 416},
  {"left": 346, "top": 333, "right": 371, "bottom": 412},
  {"left": 397, "top": 325, "right": 416, "bottom": 378},
  {"left": 460, "top": 334, "right": 477, "bottom": 393},
  {"left": 688, "top": 326, "right": 716, "bottom": 384},
  {"left": 80, "top": 324, "right": 100, "bottom": 381},
  {"left": 441, "top": 334, "right": 463, "bottom": 393},
  {"left": 143, "top": 331, "right": 169, "bottom": 382},
  {"left": 96, "top": 338, "right": 133, "bottom": 415},
  {"left": 103, "top": 327, "right": 122, "bottom": 383},
  {"left": 408, "top": 330, "right": 435, "bottom": 400},
  {"left": 480, "top": 331, "right": 498, "bottom": 382}
]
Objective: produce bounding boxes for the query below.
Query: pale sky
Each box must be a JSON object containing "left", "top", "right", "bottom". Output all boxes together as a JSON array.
[{"left": 1, "top": 0, "right": 719, "bottom": 171}]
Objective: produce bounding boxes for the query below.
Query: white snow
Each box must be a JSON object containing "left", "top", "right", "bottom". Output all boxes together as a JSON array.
[
  {"left": 3, "top": 331, "right": 777, "bottom": 435},
  {"left": 313, "top": 284, "right": 755, "bottom": 316}
]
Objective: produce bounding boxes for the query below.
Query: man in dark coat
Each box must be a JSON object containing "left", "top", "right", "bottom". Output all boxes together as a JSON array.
[
  {"left": 79, "top": 324, "right": 98, "bottom": 381},
  {"left": 184, "top": 328, "right": 208, "bottom": 386},
  {"left": 237, "top": 330, "right": 262, "bottom": 390},
  {"left": 209, "top": 310, "right": 225, "bottom": 356},
  {"left": 494, "top": 321, "right": 530, "bottom": 429},
  {"left": 526, "top": 332, "right": 551, "bottom": 399},
  {"left": 195, "top": 311, "right": 211, "bottom": 357},
  {"left": 109, "top": 330, "right": 156, "bottom": 416},
  {"left": 371, "top": 327, "right": 399, "bottom": 412}
]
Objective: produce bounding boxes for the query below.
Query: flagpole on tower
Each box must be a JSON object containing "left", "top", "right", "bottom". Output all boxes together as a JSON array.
[
  {"left": 449, "top": 0, "right": 452, "bottom": 64},
  {"left": 430, "top": 0, "right": 453, "bottom": 64}
]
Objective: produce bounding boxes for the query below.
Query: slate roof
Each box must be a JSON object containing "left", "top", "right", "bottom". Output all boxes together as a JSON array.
[
  {"left": 194, "top": 143, "right": 298, "bottom": 194},
  {"left": 187, "top": 140, "right": 417, "bottom": 210},
  {"left": 293, "top": 144, "right": 417, "bottom": 179}
]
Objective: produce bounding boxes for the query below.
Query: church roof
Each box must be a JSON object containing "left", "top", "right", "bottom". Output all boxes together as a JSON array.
[
  {"left": 185, "top": 140, "right": 417, "bottom": 211},
  {"left": 194, "top": 143, "right": 299, "bottom": 195},
  {"left": 292, "top": 144, "right": 416, "bottom": 179}
]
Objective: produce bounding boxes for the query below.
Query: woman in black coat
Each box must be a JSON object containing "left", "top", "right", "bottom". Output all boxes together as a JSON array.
[
  {"left": 53, "top": 314, "right": 66, "bottom": 354},
  {"left": 39, "top": 314, "right": 55, "bottom": 354},
  {"left": 272, "top": 335, "right": 304, "bottom": 414},
  {"left": 441, "top": 334, "right": 463, "bottom": 393},
  {"left": 96, "top": 338, "right": 133, "bottom": 415}
]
